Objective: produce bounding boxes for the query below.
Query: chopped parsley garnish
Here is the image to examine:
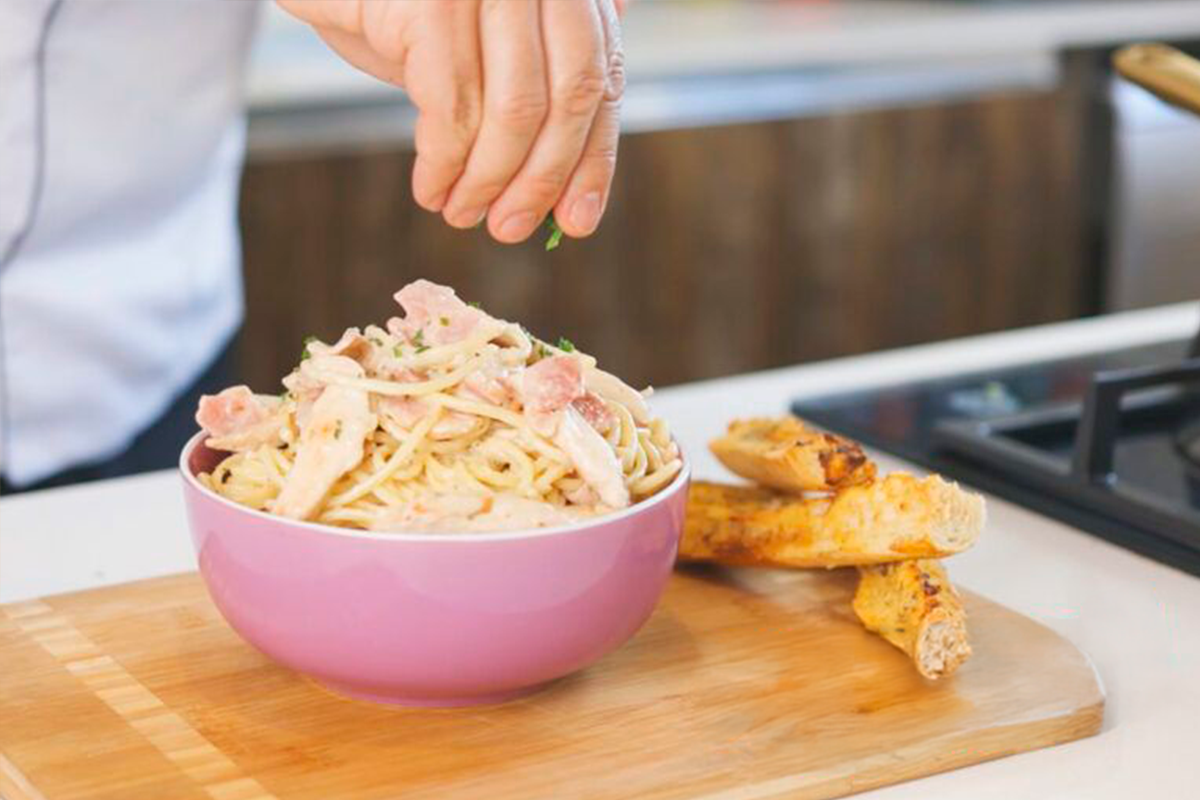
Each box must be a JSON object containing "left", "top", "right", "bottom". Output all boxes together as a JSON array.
[
  {"left": 369, "top": 337, "right": 383, "bottom": 346},
  {"left": 411, "top": 328, "right": 430, "bottom": 353},
  {"left": 535, "top": 343, "right": 551, "bottom": 360},
  {"left": 468, "top": 301, "right": 482, "bottom": 309},
  {"left": 300, "top": 335, "right": 317, "bottom": 361},
  {"left": 544, "top": 216, "right": 564, "bottom": 251},
  {"left": 334, "top": 420, "right": 343, "bottom": 440},
  {"left": 556, "top": 337, "right": 576, "bottom": 352},
  {"left": 393, "top": 344, "right": 404, "bottom": 357},
  {"left": 439, "top": 316, "right": 450, "bottom": 327}
]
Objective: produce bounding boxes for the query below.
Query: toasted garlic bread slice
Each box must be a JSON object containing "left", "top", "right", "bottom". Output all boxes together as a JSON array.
[
  {"left": 680, "top": 474, "right": 984, "bottom": 568},
  {"left": 853, "top": 559, "right": 971, "bottom": 680},
  {"left": 709, "top": 416, "right": 876, "bottom": 493}
]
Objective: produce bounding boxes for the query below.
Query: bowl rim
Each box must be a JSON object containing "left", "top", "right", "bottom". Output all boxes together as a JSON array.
[{"left": 179, "top": 431, "right": 690, "bottom": 543}]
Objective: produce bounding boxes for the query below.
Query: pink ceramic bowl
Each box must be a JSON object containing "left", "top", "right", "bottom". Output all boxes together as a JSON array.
[{"left": 179, "top": 433, "right": 689, "bottom": 707}]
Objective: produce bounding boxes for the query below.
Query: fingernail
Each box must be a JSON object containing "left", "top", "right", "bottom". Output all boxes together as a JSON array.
[
  {"left": 426, "top": 190, "right": 448, "bottom": 213},
  {"left": 497, "top": 211, "right": 539, "bottom": 242},
  {"left": 450, "top": 207, "right": 487, "bottom": 228},
  {"left": 570, "top": 192, "right": 602, "bottom": 235}
]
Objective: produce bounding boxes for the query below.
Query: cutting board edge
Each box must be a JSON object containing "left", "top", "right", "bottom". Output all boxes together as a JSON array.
[
  {"left": 0, "top": 700, "right": 1105, "bottom": 800},
  {"left": 692, "top": 696, "right": 1106, "bottom": 800}
]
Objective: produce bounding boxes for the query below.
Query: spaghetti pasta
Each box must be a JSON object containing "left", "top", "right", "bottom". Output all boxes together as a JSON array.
[{"left": 196, "top": 280, "right": 682, "bottom": 533}]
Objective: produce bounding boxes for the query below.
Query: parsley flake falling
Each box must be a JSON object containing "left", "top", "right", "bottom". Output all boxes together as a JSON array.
[
  {"left": 555, "top": 337, "right": 576, "bottom": 353},
  {"left": 300, "top": 335, "right": 318, "bottom": 361},
  {"left": 544, "top": 216, "right": 564, "bottom": 251}
]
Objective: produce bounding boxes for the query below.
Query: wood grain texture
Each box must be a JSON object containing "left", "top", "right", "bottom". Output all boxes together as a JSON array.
[
  {"left": 0, "top": 569, "right": 1102, "bottom": 800},
  {"left": 235, "top": 80, "right": 1093, "bottom": 394}
]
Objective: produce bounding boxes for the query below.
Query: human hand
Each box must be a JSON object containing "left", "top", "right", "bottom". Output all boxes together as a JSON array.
[{"left": 277, "top": 0, "right": 625, "bottom": 244}]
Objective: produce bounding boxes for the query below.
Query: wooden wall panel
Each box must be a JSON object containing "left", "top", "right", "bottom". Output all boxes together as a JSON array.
[{"left": 236, "top": 83, "right": 1091, "bottom": 394}]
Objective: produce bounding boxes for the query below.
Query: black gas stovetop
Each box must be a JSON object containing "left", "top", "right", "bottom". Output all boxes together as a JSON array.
[{"left": 792, "top": 336, "right": 1200, "bottom": 577}]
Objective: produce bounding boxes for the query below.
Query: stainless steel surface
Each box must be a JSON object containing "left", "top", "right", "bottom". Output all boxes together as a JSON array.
[{"left": 1109, "top": 71, "right": 1200, "bottom": 309}]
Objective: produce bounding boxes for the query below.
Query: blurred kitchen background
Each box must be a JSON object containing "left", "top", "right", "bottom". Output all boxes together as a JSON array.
[{"left": 235, "top": 0, "right": 1200, "bottom": 392}]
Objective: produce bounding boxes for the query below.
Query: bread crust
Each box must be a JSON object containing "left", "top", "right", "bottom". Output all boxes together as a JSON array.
[
  {"left": 852, "top": 559, "right": 971, "bottom": 679},
  {"left": 709, "top": 417, "right": 876, "bottom": 493},
  {"left": 680, "top": 474, "right": 985, "bottom": 568}
]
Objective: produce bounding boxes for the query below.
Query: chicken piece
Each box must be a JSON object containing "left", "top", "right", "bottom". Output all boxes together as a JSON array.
[
  {"left": 272, "top": 385, "right": 376, "bottom": 520},
  {"left": 430, "top": 411, "right": 485, "bottom": 440},
  {"left": 584, "top": 367, "right": 650, "bottom": 425},
  {"left": 519, "top": 354, "right": 585, "bottom": 435},
  {"left": 284, "top": 354, "right": 364, "bottom": 429},
  {"left": 563, "top": 483, "right": 600, "bottom": 505},
  {"left": 680, "top": 475, "right": 984, "bottom": 568},
  {"left": 375, "top": 395, "right": 431, "bottom": 430},
  {"left": 521, "top": 355, "right": 584, "bottom": 413},
  {"left": 853, "top": 559, "right": 972, "bottom": 680},
  {"left": 460, "top": 350, "right": 520, "bottom": 406},
  {"left": 299, "top": 354, "right": 364, "bottom": 382},
  {"left": 469, "top": 494, "right": 586, "bottom": 530},
  {"left": 369, "top": 493, "right": 581, "bottom": 533},
  {"left": 355, "top": 324, "right": 405, "bottom": 379},
  {"left": 387, "top": 279, "right": 505, "bottom": 347},
  {"left": 369, "top": 494, "right": 490, "bottom": 532},
  {"left": 555, "top": 405, "right": 630, "bottom": 509},
  {"left": 307, "top": 327, "right": 423, "bottom": 384},
  {"left": 493, "top": 322, "right": 535, "bottom": 366},
  {"left": 376, "top": 378, "right": 481, "bottom": 439},
  {"left": 461, "top": 371, "right": 517, "bottom": 406},
  {"left": 195, "top": 386, "right": 285, "bottom": 452},
  {"left": 571, "top": 392, "right": 615, "bottom": 434},
  {"left": 709, "top": 416, "right": 876, "bottom": 493},
  {"left": 305, "top": 328, "right": 372, "bottom": 362},
  {"left": 516, "top": 356, "right": 628, "bottom": 506}
]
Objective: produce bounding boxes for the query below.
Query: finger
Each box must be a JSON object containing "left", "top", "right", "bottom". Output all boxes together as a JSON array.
[
  {"left": 485, "top": 0, "right": 607, "bottom": 243},
  {"left": 554, "top": 0, "right": 624, "bottom": 238},
  {"left": 289, "top": 2, "right": 413, "bottom": 74},
  {"left": 277, "top": 0, "right": 361, "bottom": 32},
  {"left": 402, "top": 1, "right": 484, "bottom": 212},
  {"left": 442, "top": 0, "right": 548, "bottom": 234},
  {"left": 312, "top": 26, "right": 406, "bottom": 86}
]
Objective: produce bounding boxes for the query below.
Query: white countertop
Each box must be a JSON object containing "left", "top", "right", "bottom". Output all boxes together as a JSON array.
[{"left": 4, "top": 302, "right": 1200, "bottom": 798}]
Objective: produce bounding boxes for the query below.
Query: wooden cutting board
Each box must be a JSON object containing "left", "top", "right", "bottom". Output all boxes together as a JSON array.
[{"left": 0, "top": 568, "right": 1103, "bottom": 800}]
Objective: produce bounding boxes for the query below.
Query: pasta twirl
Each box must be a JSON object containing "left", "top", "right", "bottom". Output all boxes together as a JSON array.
[{"left": 195, "top": 280, "right": 682, "bottom": 533}]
